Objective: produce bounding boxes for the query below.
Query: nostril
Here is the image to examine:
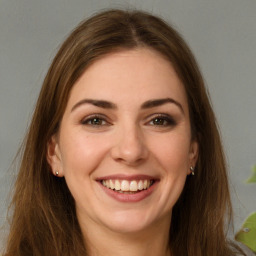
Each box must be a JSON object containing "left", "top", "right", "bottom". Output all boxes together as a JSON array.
[
  {"left": 109, "top": 126, "right": 149, "bottom": 166},
  {"left": 115, "top": 156, "right": 146, "bottom": 166},
  {"left": 110, "top": 142, "right": 149, "bottom": 166}
]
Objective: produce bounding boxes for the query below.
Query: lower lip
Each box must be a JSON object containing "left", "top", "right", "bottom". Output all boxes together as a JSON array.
[{"left": 99, "top": 181, "right": 158, "bottom": 202}]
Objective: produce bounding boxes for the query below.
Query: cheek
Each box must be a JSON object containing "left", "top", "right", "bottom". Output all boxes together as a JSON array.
[
  {"left": 59, "top": 130, "right": 109, "bottom": 176},
  {"left": 147, "top": 134, "right": 191, "bottom": 214},
  {"left": 149, "top": 132, "right": 191, "bottom": 173}
]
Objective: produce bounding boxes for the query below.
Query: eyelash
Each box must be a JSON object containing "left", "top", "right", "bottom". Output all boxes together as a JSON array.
[
  {"left": 147, "top": 114, "right": 176, "bottom": 127},
  {"left": 81, "top": 114, "right": 110, "bottom": 126},
  {"left": 80, "top": 114, "right": 176, "bottom": 128}
]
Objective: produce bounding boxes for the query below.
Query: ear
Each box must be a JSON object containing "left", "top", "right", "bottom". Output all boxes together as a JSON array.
[
  {"left": 46, "top": 135, "right": 63, "bottom": 177},
  {"left": 188, "top": 140, "right": 199, "bottom": 175}
]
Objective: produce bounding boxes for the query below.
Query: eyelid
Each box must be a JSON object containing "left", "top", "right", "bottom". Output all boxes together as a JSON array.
[
  {"left": 145, "top": 113, "right": 177, "bottom": 126},
  {"left": 80, "top": 113, "right": 112, "bottom": 126},
  {"left": 79, "top": 112, "right": 177, "bottom": 129}
]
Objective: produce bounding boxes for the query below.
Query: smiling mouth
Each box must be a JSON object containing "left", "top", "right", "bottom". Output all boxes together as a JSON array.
[{"left": 100, "top": 179, "right": 155, "bottom": 194}]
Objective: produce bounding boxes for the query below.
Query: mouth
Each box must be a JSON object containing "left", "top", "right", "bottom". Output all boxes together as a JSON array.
[
  {"left": 96, "top": 175, "right": 158, "bottom": 202},
  {"left": 100, "top": 179, "right": 155, "bottom": 194}
]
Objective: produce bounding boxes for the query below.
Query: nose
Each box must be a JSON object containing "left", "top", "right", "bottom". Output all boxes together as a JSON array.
[{"left": 110, "top": 124, "right": 149, "bottom": 166}]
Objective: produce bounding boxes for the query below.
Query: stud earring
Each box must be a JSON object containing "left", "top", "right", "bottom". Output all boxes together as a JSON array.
[
  {"left": 55, "top": 171, "right": 59, "bottom": 176},
  {"left": 190, "top": 166, "right": 195, "bottom": 175}
]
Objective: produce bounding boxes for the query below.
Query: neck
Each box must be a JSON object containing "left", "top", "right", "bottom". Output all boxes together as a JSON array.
[{"left": 80, "top": 216, "right": 172, "bottom": 256}]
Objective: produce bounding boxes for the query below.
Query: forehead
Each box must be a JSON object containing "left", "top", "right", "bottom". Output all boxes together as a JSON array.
[{"left": 66, "top": 48, "right": 188, "bottom": 111}]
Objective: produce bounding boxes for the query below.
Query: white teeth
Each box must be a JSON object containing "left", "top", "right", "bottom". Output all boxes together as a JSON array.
[
  {"left": 130, "top": 180, "right": 138, "bottom": 191},
  {"left": 109, "top": 179, "right": 115, "bottom": 189},
  {"left": 121, "top": 180, "right": 130, "bottom": 191},
  {"left": 115, "top": 180, "right": 121, "bottom": 191},
  {"left": 102, "top": 179, "right": 154, "bottom": 192},
  {"left": 138, "top": 180, "right": 144, "bottom": 190},
  {"left": 143, "top": 180, "right": 148, "bottom": 189}
]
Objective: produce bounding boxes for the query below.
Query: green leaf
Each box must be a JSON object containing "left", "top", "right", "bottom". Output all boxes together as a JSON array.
[
  {"left": 235, "top": 212, "right": 256, "bottom": 252},
  {"left": 246, "top": 166, "right": 256, "bottom": 183}
]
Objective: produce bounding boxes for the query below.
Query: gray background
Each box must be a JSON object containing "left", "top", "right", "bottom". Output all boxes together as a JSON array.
[{"left": 1, "top": 0, "right": 255, "bottom": 244}]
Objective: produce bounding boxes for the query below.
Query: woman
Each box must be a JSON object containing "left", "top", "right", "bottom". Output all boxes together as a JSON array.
[{"left": 3, "top": 9, "right": 247, "bottom": 256}]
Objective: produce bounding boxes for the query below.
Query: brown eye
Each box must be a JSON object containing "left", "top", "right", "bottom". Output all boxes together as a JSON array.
[
  {"left": 149, "top": 115, "right": 176, "bottom": 126},
  {"left": 81, "top": 115, "right": 108, "bottom": 126},
  {"left": 151, "top": 118, "right": 167, "bottom": 126},
  {"left": 88, "top": 118, "right": 105, "bottom": 125}
]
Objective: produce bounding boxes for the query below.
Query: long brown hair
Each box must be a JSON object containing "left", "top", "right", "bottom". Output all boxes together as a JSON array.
[{"left": 4, "top": 9, "right": 245, "bottom": 256}]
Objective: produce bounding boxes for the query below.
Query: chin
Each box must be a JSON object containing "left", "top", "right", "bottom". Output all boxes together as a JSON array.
[{"left": 99, "top": 209, "right": 169, "bottom": 234}]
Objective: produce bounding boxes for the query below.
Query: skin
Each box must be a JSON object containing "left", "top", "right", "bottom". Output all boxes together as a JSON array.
[{"left": 47, "top": 48, "right": 198, "bottom": 256}]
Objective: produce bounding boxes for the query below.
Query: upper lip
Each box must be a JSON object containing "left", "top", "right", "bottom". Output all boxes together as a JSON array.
[{"left": 96, "top": 174, "right": 159, "bottom": 181}]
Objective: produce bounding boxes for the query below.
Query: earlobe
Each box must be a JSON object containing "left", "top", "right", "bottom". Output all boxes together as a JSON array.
[
  {"left": 46, "top": 135, "right": 63, "bottom": 177},
  {"left": 188, "top": 140, "right": 199, "bottom": 175}
]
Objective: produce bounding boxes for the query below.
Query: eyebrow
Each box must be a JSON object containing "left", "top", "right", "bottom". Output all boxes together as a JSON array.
[
  {"left": 71, "top": 97, "right": 184, "bottom": 113},
  {"left": 141, "top": 98, "right": 184, "bottom": 113},
  {"left": 71, "top": 99, "right": 117, "bottom": 112}
]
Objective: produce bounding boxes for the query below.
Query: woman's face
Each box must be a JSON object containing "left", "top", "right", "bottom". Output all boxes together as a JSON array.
[{"left": 48, "top": 48, "right": 198, "bottom": 234}]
